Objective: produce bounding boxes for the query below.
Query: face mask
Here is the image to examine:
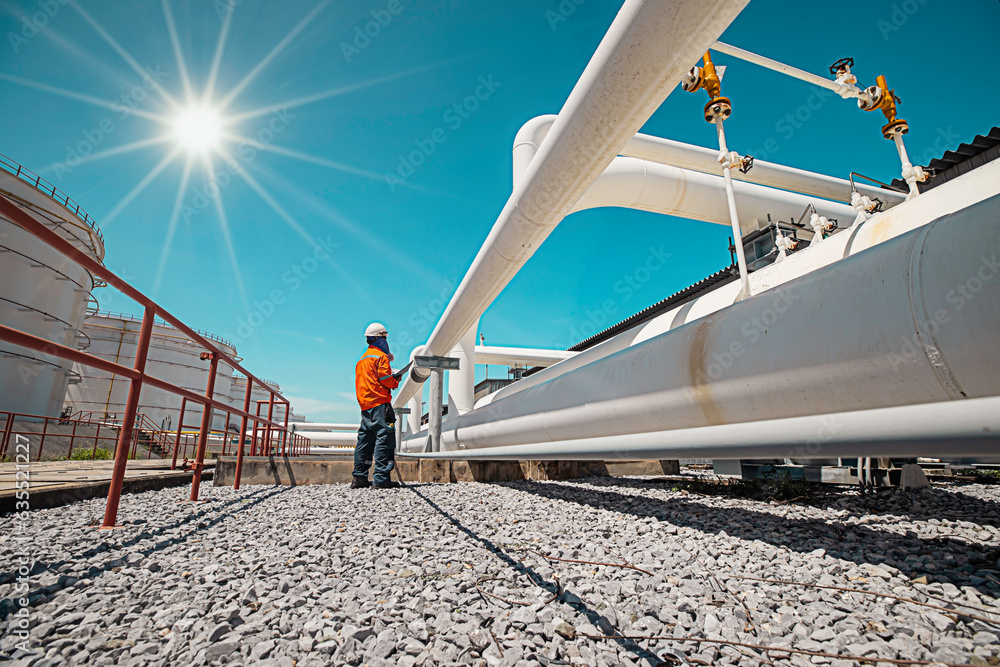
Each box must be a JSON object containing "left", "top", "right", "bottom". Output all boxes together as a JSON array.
[{"left": 367, "top": 336, "right": 390, "bottom": 357}]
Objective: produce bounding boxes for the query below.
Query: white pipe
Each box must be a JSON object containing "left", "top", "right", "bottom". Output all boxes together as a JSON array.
[
  {"left": 476, "top": 157, "right": 1000, "bottom": 409},
  {"left": 715, "top": 117, "right": 752, "bottom": 298},
  {"left": 405, "top": 193, "right": 1000, "bottom": 452},
  {"left": 401, "top": 395, "right": 1000, "bottom": 461},
  {"left": 474, "top": 345, "right": 578, "bottom": 367},
  {"left": 448, "top": 322, "right": 478, "bottom": 416},
  {"left": 710, "top": 41, "right": 860, "bottom": 98},
  {"left": 291, "top": 430, "right": 356, "bottom": 446},
  {"left": 294, "top": 422, "right": 359, "bottom": 431},
  {"left": 394, "top": 0, "right": 752, "bottom": 408},
  {"left": 571, "top": 156, "right": 855, "bottom": 230},
  {"left": 407, "top": 394, "right": 421, "bottom": 436},
  {"left": 515, "top": 115, "right": 901, "bottom": 205}
]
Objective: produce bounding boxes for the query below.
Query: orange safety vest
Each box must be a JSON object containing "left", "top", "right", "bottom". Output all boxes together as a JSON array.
[{"left": 355, "top": 345, "right": 399, "bottom": 411}]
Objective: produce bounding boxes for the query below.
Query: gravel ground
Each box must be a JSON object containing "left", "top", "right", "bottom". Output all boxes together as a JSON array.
[{"left": 3, "top": 475, "right": 1000, "bottom": 666}]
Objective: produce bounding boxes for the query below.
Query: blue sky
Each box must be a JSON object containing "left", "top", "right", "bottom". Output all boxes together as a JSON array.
[{"left": 2, "top": 0, "right": 998, "bottom": 422}]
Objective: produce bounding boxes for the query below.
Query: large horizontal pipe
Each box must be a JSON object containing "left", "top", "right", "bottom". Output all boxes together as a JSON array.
[
  {"left": 291, "top": 430, "right": 356, "bottom": 446},
  {"left": 475, "top": 157, "right": 1000, "bottom": 409},
  {"left": 394, "top": 0, "right": 751, "bottom": 407},
  {"left": 292, "top": 422, "right": 359, "bottom": 431},
  {"left": 514, "top": 114, "right": 901, "bottom": 205},
  {"left": 401, "top": 395, "right": 1000, "bottom": 461},
  {"left": 408, "top": 191, "right": 1000, "bottom": 451},
  {"left": 474, "top": 345, "right": 577, "bottom": 367},
  {"left": 572, "top": 156, "right": 855, "bottom": 232}
]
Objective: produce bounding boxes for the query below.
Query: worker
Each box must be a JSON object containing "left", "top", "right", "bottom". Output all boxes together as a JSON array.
[{"left": 352, "top": 322, "right": 403, "bottom": 489}]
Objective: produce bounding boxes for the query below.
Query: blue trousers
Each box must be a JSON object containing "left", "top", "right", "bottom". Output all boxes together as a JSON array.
[{"left": 353, "top": 403, "right": 395, "bottom": 484}]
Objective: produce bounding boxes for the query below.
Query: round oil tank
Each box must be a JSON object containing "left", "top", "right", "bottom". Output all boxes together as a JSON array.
[
  {"left": 230, "top": 376, "right": 288, "bottom": 426},
  {"left": 65, "top": 312, "right": 237, "bottom": 432},
  {"left": 0, "top": 155, "right": 105, "bottom": 417}
]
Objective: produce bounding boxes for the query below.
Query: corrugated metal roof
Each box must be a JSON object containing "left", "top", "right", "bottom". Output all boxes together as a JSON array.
[
  {"left": 891, "top": 126, "right": 1000, "bottom": 193},
  {"left": 567, "top": 265, "right": 739, "bottom": 352}
]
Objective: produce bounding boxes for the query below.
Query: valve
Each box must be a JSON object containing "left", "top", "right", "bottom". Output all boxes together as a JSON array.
[
  {"left": 858, "top": 74, "right": 907, "bottom": 139},
  {"left": 809, "top": 213, "right": 838, "bottom": 240},
  {"left": 828, "top": 56, "right": 860, "bottom": 99},
  {"left": 683, "top": 51, "right": 731, "bottom": 122},
  {"left": 738, "top": 155, "right": 754, "bottom": 174}
]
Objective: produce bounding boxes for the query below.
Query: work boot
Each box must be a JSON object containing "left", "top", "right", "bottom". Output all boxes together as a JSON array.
[
  {"left": 350, "top": 476, "right": 371, "bottom": 489},
  {"left": 373, "top": 480, "right": 401, "bottom": 489}
]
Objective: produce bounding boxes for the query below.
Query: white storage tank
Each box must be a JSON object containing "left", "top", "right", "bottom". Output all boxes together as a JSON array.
[
  {"left": 230, "top": 376, "right": 287, "bottom": 425},
  {"left": 65, "top": 312, "right": 237, "bottom": 431},
  {"left": 0, "top": 155, "right": 105, "bottom": 417}
]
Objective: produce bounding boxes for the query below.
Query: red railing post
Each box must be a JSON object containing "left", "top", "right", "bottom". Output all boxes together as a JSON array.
[
  {"left": 221, "top": 412, "right": 231, "bottom": 456},
  {"left": 38, "top": 417, "right": 48, "bottom": 460},
  {"left": 101, "top": 307, "right": 154, "bottom": 529},
  {"left": 265, "top": 392, "right": 275, "bottom": 457},
  {"left": 233, "top": 378, "right": 253, "bottom": 490},
  {"left": 67, "top": 420, "right": 77, "bottom": 458},
  {"left": 171, "top": 399, "right": 186, "bottom": 470},
  {"left": 92, "top": 424, "right": 101, "bottom": 459},
  {"left": 281, "top": 401, "right": 290, "bottom": 457},
  {"left": 0, "top": 413, "right": 13, "bottom": 460},
  {"left": 189, "top": 352, "right": 219, "bottom": 501}
]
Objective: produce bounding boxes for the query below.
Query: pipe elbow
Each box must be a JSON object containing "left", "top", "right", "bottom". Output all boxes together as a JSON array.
[{"left": 512, "top": 115, "right": 558, "bottom": 187}]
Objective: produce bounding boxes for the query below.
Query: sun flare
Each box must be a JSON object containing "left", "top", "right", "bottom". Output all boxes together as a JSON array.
[{"left": 171, "top": 105, "right": 223, "bottom": 153}]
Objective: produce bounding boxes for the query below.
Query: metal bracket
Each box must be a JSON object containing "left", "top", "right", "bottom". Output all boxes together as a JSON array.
[{"left": 414, "top": 355, "right": 460, "bottom": 370}]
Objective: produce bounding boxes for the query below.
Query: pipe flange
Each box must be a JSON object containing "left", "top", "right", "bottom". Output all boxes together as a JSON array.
[
  {"left": 704, "top": 97, "right": 732, "bottom": 122},
  {"left": 681, "top": 66, "right": 702, "bottom": 93},
  {"left": 881, "top": 119, "right": 909, "bottom": 140}
]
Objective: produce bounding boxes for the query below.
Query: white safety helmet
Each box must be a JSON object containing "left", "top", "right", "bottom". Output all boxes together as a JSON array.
[{"left": 365, "top": 322, "right": 388, "bottom": 337}]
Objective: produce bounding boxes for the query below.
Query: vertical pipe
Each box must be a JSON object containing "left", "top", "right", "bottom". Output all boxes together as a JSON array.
[
  {"left": 171, "top": 398, "right": 186, "bottom": 471},
  {"left": 893, "top": 133, "right": 921, "bottom": 199},
  {"left": 189, "top": 353, "right": 220, "bottom": 502},
  {"left": 715, "top": 118, "right": 752, "bottom": 299},
  {"left": 428, "top": 369, "right": 443, "bottom": 453},
  {"left": 101, "top": 306, "right": 155, "bottom": 529},
  {"left": 449, "top": 322, "right": 478, "bottom": 416},
  {"left": 92, "top": 424, "right": 100, "bottom": 459},
  {"left": 407, "top": 395, "right": 421, "bottom": 435},
  {"left": 233, "top": 379, "right": 253, "bottom": 490}
]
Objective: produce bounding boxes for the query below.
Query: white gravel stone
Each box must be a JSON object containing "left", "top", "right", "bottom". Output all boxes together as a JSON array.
[{"left": 3, "top": 475, "right": 1000, "bottom": 665}]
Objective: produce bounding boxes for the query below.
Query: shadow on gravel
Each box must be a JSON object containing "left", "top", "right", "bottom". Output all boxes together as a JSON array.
[
  {"left": 403, "top": 484, "right": 667, "bottom": 665},
  {"left": 509, "top": 478, "right": 1000, "bottom": 600},
  {"left": 0, "top": 486, "right": 289, "bottom": 617},
  {"left": 843, "top": 485, "right": 1000, "bottom": 528}
]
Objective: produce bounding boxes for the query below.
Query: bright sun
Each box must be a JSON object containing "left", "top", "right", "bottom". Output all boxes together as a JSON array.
[{"left": 172, "top": 106, "right": 223, "bottom": 153}]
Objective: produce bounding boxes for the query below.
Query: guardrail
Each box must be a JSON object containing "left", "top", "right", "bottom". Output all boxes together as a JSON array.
[
  {"left": 87, "top": 309, "right": 239, "bottom": 351},
  {"left": 0, "top": 192, "right": 310, "bottom": 528},
  {"left": 0, "top": 152, "right": 104, "bottom": 246}
]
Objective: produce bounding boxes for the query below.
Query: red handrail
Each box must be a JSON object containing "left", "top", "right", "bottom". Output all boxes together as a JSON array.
[{"left": 0, "top": 193, "right": 310, "bottom": 527}]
